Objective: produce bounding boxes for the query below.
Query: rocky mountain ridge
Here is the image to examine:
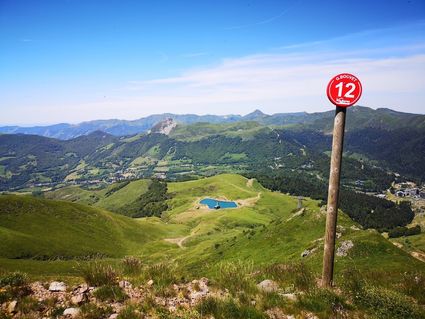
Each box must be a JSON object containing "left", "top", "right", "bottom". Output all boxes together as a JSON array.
[{"left": 1, "top": 106, "right": 424, "bottom": 140}]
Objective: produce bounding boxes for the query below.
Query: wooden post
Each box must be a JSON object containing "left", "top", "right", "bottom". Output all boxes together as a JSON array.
[{"left": 322, "top": 106, "right": 347, "bottom": 287}]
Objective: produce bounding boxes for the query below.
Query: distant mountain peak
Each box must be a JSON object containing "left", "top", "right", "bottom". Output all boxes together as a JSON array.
[
  {"left": 150, "top": 118, "right": 177, "bottom": 135},
  {"left": 244, "top": 109, "right": 267, "bottom": 119}
]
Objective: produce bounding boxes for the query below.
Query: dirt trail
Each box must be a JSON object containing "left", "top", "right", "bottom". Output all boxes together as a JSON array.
[
  {"left": 164, "top": 236, "right": 190, "bottom": 249},
  {"left": 411, "top": 251, "right": 425, "bottom": 262},
  {"left": 237, "top": 192, "right": 261, "bottom": 207},
  {"left": 246, "top": 178, "right": 254, "bottom": 187},
  {"left": 164, "top": 229, "right": 198, "bottom": 249},
  {"left": 391, "top": 241, "right": 425, "bottom": 263}
]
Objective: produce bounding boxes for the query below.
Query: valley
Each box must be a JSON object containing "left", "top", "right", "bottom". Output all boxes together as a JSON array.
[
  {"left": 1, "top": 107, "right": 424, "bottom": 193},
  {"left": 2, "top": 174, "right": 424, "bottom": 278},
  {"left": 1, "top": 174, "right": 425, "bottom": 318},
  {"left": 1, "top": 108, "right": 425, "bottom": 318}
]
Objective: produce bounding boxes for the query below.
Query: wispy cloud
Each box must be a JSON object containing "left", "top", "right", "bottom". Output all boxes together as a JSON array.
[
  {"left": 3, "top": 24, "right": 425, "bottom": 124},
  {"left": 116, "top": 48, "right": 425, "bottom": 116},
  {"left": 224, "top": 0, "right": 302, "bottom": 30},
  {"left": 118, "top": 24, "right": 425, "bottom": 116}
]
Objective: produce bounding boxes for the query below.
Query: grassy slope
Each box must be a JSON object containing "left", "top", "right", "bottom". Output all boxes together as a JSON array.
[
  {"left": 390, "top": 213, "right": 425, "bottom": 261},
  {"left": 45, "top": 179, "right": 151, "bottom": 213},
  {"left": 162, "top": 175, "right": 424, "bottom": 284},
  {"left": 169, "top": 122, "right": 270, "bottom": 141},
  {"left": 0, "top": 194, "right": 169, "bottom": 259},
  {"left": 1, "top": 174, "right": 424, "bottom": 285}
]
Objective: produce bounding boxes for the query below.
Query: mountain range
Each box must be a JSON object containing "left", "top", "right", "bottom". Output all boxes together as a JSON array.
[
  {"left": 0, "top": 106, "right": 424, "bottom": 191},
  {"left": 2, "top": 106, "right": 424, "bottom": 140}
]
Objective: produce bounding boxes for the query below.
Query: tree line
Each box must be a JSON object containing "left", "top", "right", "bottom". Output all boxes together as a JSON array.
[{"left": 246, "top": 170, "right": 415, "bottom": 232}]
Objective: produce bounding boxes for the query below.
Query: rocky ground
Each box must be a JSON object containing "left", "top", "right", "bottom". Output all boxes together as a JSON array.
[{"left": 1, "top": 277, "right": 320, "bottom": 319}]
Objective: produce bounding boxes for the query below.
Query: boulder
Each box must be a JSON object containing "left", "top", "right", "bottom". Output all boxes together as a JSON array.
[
  {"left": 7, "top": 300, "right": 17, "bottom": 314},
  {"left": 49, "top": 281, "right": 67, "bottom": 292},
  {"left": 74, "top": 284, "right": 89, "bottom": 294},
  {"left": 119, "top": 280, "right": 132, "bottom": 289},
  {"left": 336, "top": 240, "right": 354, "bottom": 257},
  {"left": 147, "top": 279, "right": 154, "bottom": 286},
  {"left": 257, "top": 279, "right": 279, "bottom": 292},
  {"left": 301, "top": 247, "right": 317, "bottom": 257},
  {"left": 281, "top": 293, "right": 297, "bottom": 301},
  {"left": 301, "top": 249, "right": 310, "bottom": 257},
  {"left": 71, "top": 293, "right": 86, "bottom": 305},
  {"left": 63, "top": 307, "right": 80, "bottom": 317}
]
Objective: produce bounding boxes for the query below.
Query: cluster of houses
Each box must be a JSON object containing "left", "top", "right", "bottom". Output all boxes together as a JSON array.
[{"left": 395, "top": 187, "right": 425, "bottom": 199}]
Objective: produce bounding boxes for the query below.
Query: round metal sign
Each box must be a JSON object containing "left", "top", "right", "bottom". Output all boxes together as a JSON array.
[{"left": 327, "top": 73, "right": 362, "bottom": 107}]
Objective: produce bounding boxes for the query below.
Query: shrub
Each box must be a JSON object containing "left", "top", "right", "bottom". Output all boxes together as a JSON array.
[
  {"left": 122, "top": 256, "right": 143, "bottom": 276},
  {"left": 79, "top": 261, "right": 119, "bottom": 286},
  {"left": 93, "top": 285, "right": 127, "bottom": 302},
  {"left": 0, "top": 272, "right": 31, "bottom": 302},
  {"left": 117, "top": 305, "right": 142, "bottom": 319},
  {"left": 17, "top": 296, "right": 42, "bottom": 314},
  {"left": 340, "top": 267, "right": 365, "bottom": 300},
  {"left": 263, "top": 262, "right": 315, "bottom": 292},
  {"left": 401, "top": 272, "right": 425, "bottom": 304},
  {"left": 297, "top": 288, "right": 350, "bottom": 318},
  {"left": 358, "top": 285, "right": 425, "bottom": 319},
  {"left": 79, "top": 303, "right": 113, "bottom": 319},
  {"left": 215, "top": 260, "right": 257, "bottom": 295},
  {"left": 142, "top": 262, "right": 178, "bottom": 295},
  {"left": 0, "top": 272, "right": 28, "bottom": 288},
  {"left": 196, "top": 297, "right": 265, "bottom": 319},
  {"left": 139, "top": 293, "right": 157, "bottom": 312},
  {"left": 258, "top": 291, "right": 286, "bottom": 311},
  {"left": 388, "top": 225, "right": 421, "bottom": 238}
]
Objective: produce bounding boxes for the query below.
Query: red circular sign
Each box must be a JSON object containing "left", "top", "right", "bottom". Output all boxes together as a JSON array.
[{"left": 327, "top": 73, "right": 362, "bottom": 107}]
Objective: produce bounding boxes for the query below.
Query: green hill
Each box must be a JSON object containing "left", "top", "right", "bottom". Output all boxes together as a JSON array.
[
  {"left": 160, "top": 174, "right": 424, "bottom": 281},
  {"left": 1, "top": 174, "right": 424, "bottom": 284},
  {"left": 2, "top": 106, "right": 425, "bottom": 191},
  {"left": 45, "top": 179, "right": 151, "bottom": 213},
  {"left": 0, "top": 194, "right": 165, "bottom": 260}
]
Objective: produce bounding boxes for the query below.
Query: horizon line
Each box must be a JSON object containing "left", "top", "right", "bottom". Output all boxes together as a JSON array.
[{"left": 0, "top": 105, "right": 423, "bottom": 127}]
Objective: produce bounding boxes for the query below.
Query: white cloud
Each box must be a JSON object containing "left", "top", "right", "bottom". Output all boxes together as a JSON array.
[
  {"left": 119, "top": 48, "right": 425, "bottom": 115},
  {"left": 22, "top": 49, "right": 424, "bottom": 124},
  {"left": 2, "top": 25, "right": 425, "bottom": 124}
]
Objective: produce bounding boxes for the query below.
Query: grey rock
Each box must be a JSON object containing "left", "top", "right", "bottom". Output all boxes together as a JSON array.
[
  {"left": 63, "top": 307, "right": 80, "bottom": 317},
  {"left": 301, "top": 247, "right": 317, "bottom": 257},
  {"left": 257, "top": 279, "right": 279, "bottom": 292},
  {"left": 281, "top": 293, "right": 297, "bottom": 301},
  {"left": 7, "top": 300, "right": 17, "bottom": 314},
  {"left": 336, "top": 240, "right": 354, "bottom": 257},
  {"left": 49, "top": 281, "right": 67, "bottom": 292},
  {"left": 301, "top": 249, "right": 310, "bottom": 257},
  {"left": 75, "top": 283, "right": 89, "bottom": 294},
  {"left": 71, "top": 293, "right": 86, "bottom": 305},
  {"left": 119, "top": 280, "right": 132, "bottom": 289}
]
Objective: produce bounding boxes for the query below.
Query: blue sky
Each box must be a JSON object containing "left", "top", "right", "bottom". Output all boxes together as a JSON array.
[{"left": 1, "top": 0, "right": 425, "bottom": 125}]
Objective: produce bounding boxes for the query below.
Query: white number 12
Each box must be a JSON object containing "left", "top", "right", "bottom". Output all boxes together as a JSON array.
[{"left": 336, "top": 82, "right": 356, "bottom": 98}]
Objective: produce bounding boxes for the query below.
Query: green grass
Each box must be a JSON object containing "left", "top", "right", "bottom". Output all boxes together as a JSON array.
[
  {"left": 169, "top": 121, "right": 269, "bottom": 142},
  {"left": 1, "top": 173, "right": 424, "bottom": 290},
  {"left": 0, "top": 194, "right": 167, "bottom": 260},
  {"left": 45, "top": 179, "right": 151, "bottom": 213}
]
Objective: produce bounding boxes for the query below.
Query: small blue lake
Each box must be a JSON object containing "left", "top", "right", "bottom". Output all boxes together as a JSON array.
[{"left": 200, "top": 198, "right": 237, "bottom": 209}]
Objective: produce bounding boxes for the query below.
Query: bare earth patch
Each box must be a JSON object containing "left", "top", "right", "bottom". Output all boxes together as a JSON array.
[
  {"left": 246, "top": 178, "right": 254, "bottom": 187},
  {"left": 411, "top": 251, "right": 425, "bottom": 262},
  {"left": 164, "top": 236, "right": 189, "bottom": 248}
]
